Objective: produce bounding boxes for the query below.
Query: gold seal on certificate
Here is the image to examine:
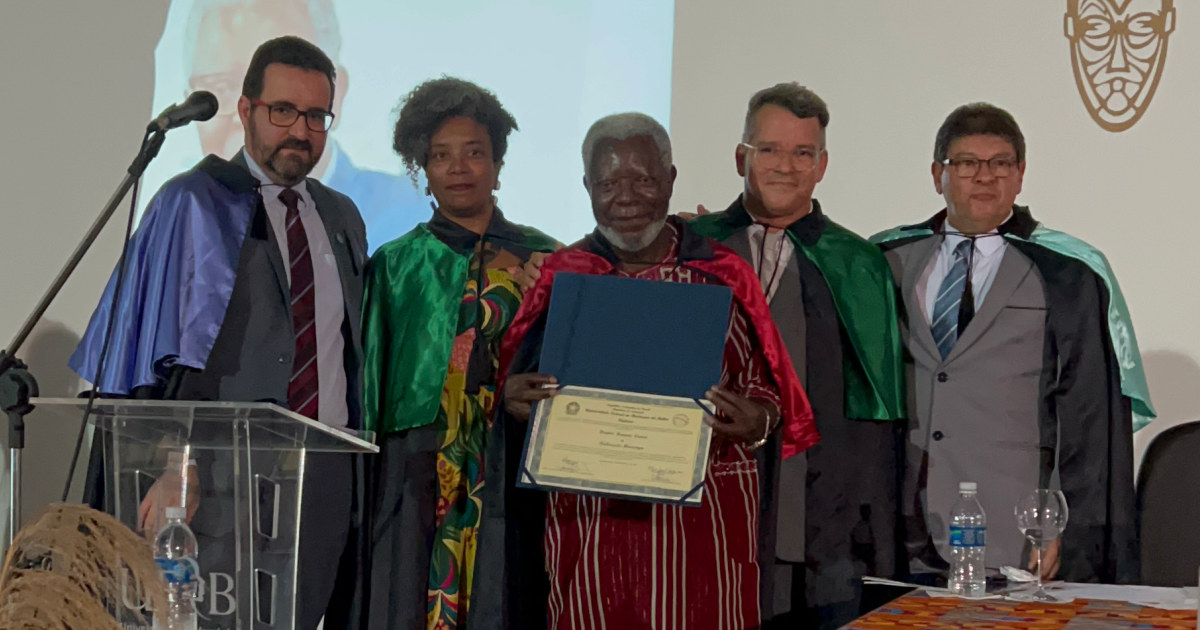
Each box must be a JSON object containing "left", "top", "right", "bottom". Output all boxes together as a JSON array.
[{"left": 518, "top": 385, "right": 715, "bottom": 506}]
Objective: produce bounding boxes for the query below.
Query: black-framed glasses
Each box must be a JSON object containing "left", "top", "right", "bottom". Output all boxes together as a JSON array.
[
  {"left": 251, "top": 98, "right": 335, "bottom": 132},
  {"left": 739, "top": 142, "right": 822, "bottom": 172},
  {"left": 942, "top": 156, "right": 1018, "bottom": 178}
]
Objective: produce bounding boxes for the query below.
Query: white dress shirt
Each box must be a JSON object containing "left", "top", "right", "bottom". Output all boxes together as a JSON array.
[
  {"left": 917, "top": 214, "right": 1012, "bottom": 326},
  {"left": 746, "top": 224, "right": 796, "bottom": 304},
  {"left": 243, "top": 149, "right": 349, "bottom": 429},
  {"left": 745, "top": 201, "right": 810, "bottom": 303}
]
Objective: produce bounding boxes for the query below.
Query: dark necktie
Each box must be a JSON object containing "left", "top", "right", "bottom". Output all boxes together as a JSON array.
[
  {"left": 931, "top": 239, "right": 972, "bottom": 359},
  {"left": 279, "top": 189, "right": 319, "bottom": 420}
]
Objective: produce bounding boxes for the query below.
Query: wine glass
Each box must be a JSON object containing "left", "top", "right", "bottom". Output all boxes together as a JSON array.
[{"left": 1013, "top": 489, "right": 1069, "bottom": 602}]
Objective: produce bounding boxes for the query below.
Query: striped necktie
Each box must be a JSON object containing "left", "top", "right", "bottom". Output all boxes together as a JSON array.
[
  {"left": 280, "top": 188, "right": 319, "bottom": 420},
  {"left": 931, "top": 239, "right": 973, "bottom": 359}
]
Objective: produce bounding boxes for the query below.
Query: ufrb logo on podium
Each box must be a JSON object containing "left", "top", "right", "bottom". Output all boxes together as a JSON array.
[{"left": 121, "top": 570, "right": 237, "bottom": 629}]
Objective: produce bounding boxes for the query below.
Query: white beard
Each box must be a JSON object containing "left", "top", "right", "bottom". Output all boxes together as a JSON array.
[{"left": 597, "top": 218, "right": 667, "bottom": 253}]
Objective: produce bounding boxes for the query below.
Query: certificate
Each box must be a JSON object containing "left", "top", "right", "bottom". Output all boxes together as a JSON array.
[{"left": 518, "top": 385, "right": 715, "bottom": 506}]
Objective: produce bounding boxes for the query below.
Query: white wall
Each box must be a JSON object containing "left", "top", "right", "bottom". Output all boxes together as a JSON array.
[
  {"left": 0, "top": 0, "right": 1196, "bottom": 549},
  {"left": 0, "top": 0, "right": 172, "bottom": 548},
  {"left": 672, "top": 0, "right": 1200, "bottom": 467}
]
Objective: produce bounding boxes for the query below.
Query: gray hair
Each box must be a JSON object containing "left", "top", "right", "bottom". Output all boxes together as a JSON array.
[
  {"left": 182, "top": 0, "right": 342, "bottom": 76},
  {"left": 581, "top": 112, "right": 672, "bottom": 181},
  {"left": 743, "top": 82, "right": 829, "bottom": 146}
]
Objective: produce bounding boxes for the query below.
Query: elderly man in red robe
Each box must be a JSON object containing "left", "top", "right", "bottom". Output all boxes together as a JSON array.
[{"left": 477, "top": 112, "right": 818, "bottom": 630}]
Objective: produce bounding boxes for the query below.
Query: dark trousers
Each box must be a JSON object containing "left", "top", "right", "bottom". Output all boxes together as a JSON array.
[
  {"left": 362, "top": 429, "right": 439, "bottom": 630},
  {"left": 297, "top": 451, "right": 358, "bottom": 630},
  {"left": 85, "top": 436, "right": 360, "bottom": 630}
]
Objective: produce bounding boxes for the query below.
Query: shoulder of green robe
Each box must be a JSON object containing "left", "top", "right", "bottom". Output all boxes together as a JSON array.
[
  {"left": 1007, "top": 225, "right": 1156, "bottom": 428},
  {"left": 811, "top": 219, "right": 891, "bottom": 269},
  {"left": 367, "top": 224, "right": 455, "bottom": 270},
  {"left": 516, "top": 224, "right": 561, "bottom": 253},
  {"left": 370, "top": 223, "right": 435, "bottom": 256},
  {"left": 868, "top": 223, "right": 935, "bottom": 249},
  {"left": 801, "top": 219, "right": 908, "bottom": 422},
  {"left": 688, "top": 211, "right": 745, "bottom": 241}
]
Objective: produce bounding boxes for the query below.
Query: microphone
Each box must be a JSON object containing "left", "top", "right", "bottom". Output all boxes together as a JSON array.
[{"left": 147, "top": 91, "right": 219, "bottom": 132}]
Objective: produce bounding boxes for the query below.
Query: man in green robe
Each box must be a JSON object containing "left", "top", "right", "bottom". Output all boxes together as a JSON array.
[{"left": 688, "top": 84, "right": 906, "bottom": 628}]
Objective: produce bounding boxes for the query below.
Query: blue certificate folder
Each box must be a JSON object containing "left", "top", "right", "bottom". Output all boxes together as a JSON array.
[
  {"left": 538, "top": 272, "right": 733, "bottom": 398},
  {"left": 517, "top": 272, "right": 733, "bottom": 505}
]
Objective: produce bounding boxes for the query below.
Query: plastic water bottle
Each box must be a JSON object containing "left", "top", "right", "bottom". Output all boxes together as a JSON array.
[
  {"left": 948, "top": 481, "right": 987, "bottom": 597},
  {"left": 153, "top": 506, "right": 199, "bottom": 630}
]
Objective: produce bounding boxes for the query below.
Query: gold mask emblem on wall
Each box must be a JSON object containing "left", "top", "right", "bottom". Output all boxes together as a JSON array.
[{"left": 1065, "top": 0, "right": 1175, "bottom": 132}]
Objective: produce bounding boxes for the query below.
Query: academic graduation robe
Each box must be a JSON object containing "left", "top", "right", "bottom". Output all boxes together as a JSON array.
[
  {"left": 359, "top": 211, "right": 557, "bottom": 630},
  {"left": 691, "top": 197, "right": 907, "bottom": 616},
  {"left": 70, "top": 156, "right": 259, "bottom": 393}
]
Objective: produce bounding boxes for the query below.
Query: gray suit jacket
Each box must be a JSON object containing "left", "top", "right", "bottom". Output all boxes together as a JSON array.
[
  {"left": 174, "top": 153, "right": 368, "bottom": 422},
  {"left": 884, "top": 235, "right": 1046, "bottom": 571},
  {"left": 878, "top": 207, "right": 1138, "bottom": 584}
]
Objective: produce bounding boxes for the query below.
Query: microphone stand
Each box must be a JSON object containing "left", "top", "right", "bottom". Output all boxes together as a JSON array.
[{"left": 0, "top": 128, "right": 166, "bottom": 546}]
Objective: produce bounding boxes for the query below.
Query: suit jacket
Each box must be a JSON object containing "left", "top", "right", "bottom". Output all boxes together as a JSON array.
[
  {"left": 173, "top": 152, "right": 368, "bottom": 422},
  {"left": 878, "top": 208, "right": 1138, "bottom": 584}
]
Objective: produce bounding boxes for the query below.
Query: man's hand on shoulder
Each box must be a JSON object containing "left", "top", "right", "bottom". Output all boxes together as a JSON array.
[
  {"left": 516, "top": 249, "right": 557, "bottom": 293},
  {"left": 675, "top": 204, "right": 712, "bottom": 222}
]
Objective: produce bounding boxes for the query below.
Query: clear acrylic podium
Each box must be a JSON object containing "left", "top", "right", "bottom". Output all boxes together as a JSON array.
[{"left": 30, "top": 398, "right": 378, "bottom": 630}]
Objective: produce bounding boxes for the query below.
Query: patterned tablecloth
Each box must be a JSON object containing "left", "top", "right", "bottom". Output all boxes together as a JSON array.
[{"left": 843, "top": 592, "right": 1197, "bottom": 629}]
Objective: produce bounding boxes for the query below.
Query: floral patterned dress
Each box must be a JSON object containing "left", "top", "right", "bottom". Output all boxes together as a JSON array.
[{"left": 426, "top": 232, "right": 529, "bottom": 629}]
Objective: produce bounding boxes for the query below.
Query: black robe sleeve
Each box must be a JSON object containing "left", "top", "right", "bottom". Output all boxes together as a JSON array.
[
  {"left": 469, "top": 313, "right": 551, "bottom": 630},
  {"left": 1018, "top": 243, "right": 1139, "bottom": 584}
]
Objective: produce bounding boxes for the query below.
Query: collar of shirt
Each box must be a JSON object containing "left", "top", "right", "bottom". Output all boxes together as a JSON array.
[
  {"left": 744, "top": 205, "right": 805, "bottom": 304},
  {"left": 241, "top": 147, "right": 313, "bottom": 212},
  {"left": 939, "top": 210, "right": 1013, "bottom": 261}
]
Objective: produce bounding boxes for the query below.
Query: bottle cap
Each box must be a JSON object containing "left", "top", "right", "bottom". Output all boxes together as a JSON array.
[
  {"left": 165, "top": 507, "right": 187, "bottom": 521},
  {"left": 959, "top": 482, "right": 977, "bottom": 492}
]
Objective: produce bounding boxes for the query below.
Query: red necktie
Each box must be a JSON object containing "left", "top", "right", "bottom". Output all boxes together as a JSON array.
[{"left": 279, "top": 189, "right": 319, "bottom": 420}]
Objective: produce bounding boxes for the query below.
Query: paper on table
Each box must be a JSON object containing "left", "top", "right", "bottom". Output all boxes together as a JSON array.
[
  {"left": 860, "top": 577, "right": 1003, "bottom": 600},
  {"left": 1043, "top": 583, "right": 1198, "bottom": 610}
]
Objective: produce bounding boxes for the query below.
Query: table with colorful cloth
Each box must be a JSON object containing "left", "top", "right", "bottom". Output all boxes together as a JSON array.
[{"left": 843, "top": 585, "right": 1198, "bottom": 629}]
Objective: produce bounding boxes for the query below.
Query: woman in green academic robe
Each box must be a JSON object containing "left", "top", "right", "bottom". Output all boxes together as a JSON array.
[{"left": 359, "top": 77, "right": 557, "bottom": 630}]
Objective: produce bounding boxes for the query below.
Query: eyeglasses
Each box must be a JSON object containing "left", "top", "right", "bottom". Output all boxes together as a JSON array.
[
  {"left": 251, "top": 98, "right": 335, "bottom": 132},
  {"left": 942, "top": 156, "right": 1019, "bottom": 178},
  {"left": 740, "top": 142, "right": 822, "bottom": 172}
]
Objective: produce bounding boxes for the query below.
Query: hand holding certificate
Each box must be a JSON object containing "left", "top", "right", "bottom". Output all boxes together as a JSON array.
[
  {"left": 521, "top": 386, "right": 715, "bottom": 504},
  {"left": 508, "top": 272, "right": 739, "bottom": 506}
]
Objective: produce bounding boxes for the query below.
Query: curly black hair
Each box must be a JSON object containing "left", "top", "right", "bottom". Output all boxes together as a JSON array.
[{"left": 392, "top": 77, "right": 518, "bottom": 182}]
